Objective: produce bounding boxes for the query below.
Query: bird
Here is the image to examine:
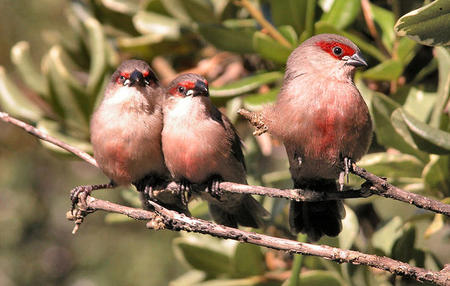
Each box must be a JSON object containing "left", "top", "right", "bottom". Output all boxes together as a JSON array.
[
  {"left": 161, "top": 73, "right": 268, "bottom": 228},
  {"left": 71, "top": 59, "right": 187, "bottom": 214},
  {"left": 262, "top": 34, "right": 372, "bottom": 241}
]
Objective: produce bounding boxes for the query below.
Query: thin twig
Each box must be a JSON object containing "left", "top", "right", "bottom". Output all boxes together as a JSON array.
[
  {"left": 0, "top": 111, "right": 97, "bottom": 167},
  {"left": 352, "top": 164, "right": 450, "bottom": 216},
  {"left": 360, "top": 0, "right": 391, "bottom": 57},
  {"left": 69, "top": 196, "right": 450, "bottom": 286},
  {"left": 234, "top": 0, "right": 292, "bottom": 49}
]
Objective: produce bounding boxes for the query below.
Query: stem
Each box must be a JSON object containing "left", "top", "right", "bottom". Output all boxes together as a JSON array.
[
  {"left": 287, "top": 233, "right": 308, "bottom": 286},
  {"left": 235, "top": 0, "right": 292, "bottom": 48}
]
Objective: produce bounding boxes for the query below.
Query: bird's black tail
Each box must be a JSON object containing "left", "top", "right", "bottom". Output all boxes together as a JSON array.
[
  {"left": 208, "top": 194, "right": 268, "bottom": 228},
  {"left": 289, "top": 179, "right": 345, "bottom": 241}
]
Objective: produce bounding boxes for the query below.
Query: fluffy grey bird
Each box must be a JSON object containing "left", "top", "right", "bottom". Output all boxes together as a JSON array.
[
  {"left": 161, "top": 73, "right": 268, "bottom": 228},
  {"left": 262, "top": 34, "right": 372, "bottom": 240}
]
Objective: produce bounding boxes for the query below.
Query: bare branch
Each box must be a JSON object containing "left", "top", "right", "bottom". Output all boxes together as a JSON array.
[
  {"left": 153, "top": 181, "right": 373, "bottom": 205},
  {"left": 351, "top": 164, "right": 450, "bottom": 216},
  {"left": 69, "top": 196, "right": 450, "bottom": 286},
  {"left": 0, "top": 112, "right": 98, "bottom": 167}
]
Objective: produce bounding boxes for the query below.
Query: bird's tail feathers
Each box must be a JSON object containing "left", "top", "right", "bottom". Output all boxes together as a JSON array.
[
  {"left": 289, "top": 180, "right": 345, "bottom": 241},
  {"left": 209, "top": 195, "right": 268, "bottom": 228}
]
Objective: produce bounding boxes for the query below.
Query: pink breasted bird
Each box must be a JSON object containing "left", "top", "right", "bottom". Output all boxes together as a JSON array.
[
  {"left": 263, "top": 34, "right": 372, "bottom": 240},
  {"left": 73, "top": 60, "right": 187, "bottom": 214},
  {"left": 161, "top": 73, "right": 268, "bottom": 228}
]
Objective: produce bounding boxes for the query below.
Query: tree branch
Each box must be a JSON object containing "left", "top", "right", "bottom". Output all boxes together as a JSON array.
[
  {"left": 237, "top": 108, "right": 450, "bottom": 216},
  {"left": 67, "top": 196, "right": 450, "bottom": 286},
  {"left": 0, "top": 111, "right": 98, "bottom": 167}
]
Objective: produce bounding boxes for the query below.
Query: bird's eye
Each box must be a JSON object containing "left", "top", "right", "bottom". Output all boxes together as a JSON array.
[
  {"left": 178, "top": 86, "right": 185, "bottom": 94},
  {"left": 119, "top": 75, "right": 126, "bottom": 81},
  {"left": 332, "top": 46, "right": 343, "bottom": 56}
]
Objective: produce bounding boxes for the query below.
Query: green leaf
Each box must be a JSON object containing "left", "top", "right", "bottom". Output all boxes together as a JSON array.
[
  {"left": 161, "top": 0, "right": 193, "bottom": 24},
  {"left": 402, "top": 87, "right": 436, "bottom": 122},
  {"left": 320, "top": 0, "right": 360, "bottom": 30},
  {"left": 397, "top": 37, "right": 417, "bottom": 65},
  {"left": 395, "top": 0, "right": 450, "bottom": 46},
  {"left": 362, "top": 60, "right": 403, "bottom": 81},
  {"left": 210, "top": 72, "right": 283, "bottom": 98},
  {"left": 392, "top": 225, "right": 416, "bottom": 262},
  {"left": 371, "top": 93, "right": 427, "bottom": 160},
  {"left": 36, "top": 119, "right": 92, "bottom": 154},
  {"left": 84, "top": 17, "right": 108, "bottom": 97},
  {"left": 198, "top": 24, "right": 256, "bottom": 53},
  {"left": 400, "top": 109, "right": 450, "bottom": 154},
  {"left": 370, "top": 4, "right": 395, "bottom": 51},
  {"left": 269, "top": 0, "right": 307, "bottom": 34},
  {"left": 193, "top": 277, "right": 263, "bottom": 286},
  {"left": 170, "top": 270, "right": 206, "bottom": 286},
  {"left": 174, "top": 235, "right": 233, "bottom": 277},
  {"left": 0, "top": 67, "right": 43, "bottom": 122},
  {"left": 243, "top": 88, "right": 279, "bottom": 111},
  {"left": 117, "top": 34, "right": 166, "bottom": 53},
  {"left": 133, "top": 11, "right": 181, "bottom": 40},
  {"left": 232, "top": 243, "right": 265, "bottom": 278},
  {"left": 339, "top": 205, "right": 359, "bottom": 250},
  {"left": 278, "top": 26, "right": 298, "bottom": 46},
  {"left": 101, "top": 0, "right": 140, "bottom": 15},
  {"left": 423, "top": 155, "right": 450, "bottom": 197},
  {"left": 424, "top": 214, "right": 445, "bottom": 238},
  {"left": 44, "top": 47, "right": 89, "bottom": 134},
  {"left": 430, "top": 47, "right": 450, "bottom": 130},
  {"left": 372, "top": 217, "right": 403, "bottom": 255},
  {"left": 10, "top": 42, "right": 48, "bottom": 98},
  {"left": 315, "top": 22, "right": 387, "bottom": 62},
  {"left": 181, "top": 0, "right": 217, "bottom": 24},
  {"left": 358, "top": 152, "right": 424, "bottom": 179},
  {"left": 253, "top": 32, "right": 293, "bottom": 64},
  {"left": 121, "top": 186, "right": 142, "bottom": 208},
  {"left": 296, "top": 270, "right": 342, "bottom": 286},
  {"left": 104, "top": 213, "right": 133, "bottom": 223}
]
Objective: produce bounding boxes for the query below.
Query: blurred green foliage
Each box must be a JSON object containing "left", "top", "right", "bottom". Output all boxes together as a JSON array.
[{"left": 0, "top": 0, "right": 449, "bottom": 285}]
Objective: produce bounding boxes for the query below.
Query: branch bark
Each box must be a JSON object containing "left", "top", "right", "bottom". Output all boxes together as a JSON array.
[
  {"left": 0, "top": 112, "right": 98, "bottom": 167},
  {"left": 68, "top": 196, "right": 450, "bottom": 286}
]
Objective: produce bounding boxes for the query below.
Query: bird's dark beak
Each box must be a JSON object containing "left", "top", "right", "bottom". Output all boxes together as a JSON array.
[
  {"left": 129, "top": 70, "right": 145, "bottom": 86},
  {"left": 193, "top": 80, "right": 209, "bottom": 97},
  {"left": 345, "top": 52, "right": 368, "bottom": 68}
]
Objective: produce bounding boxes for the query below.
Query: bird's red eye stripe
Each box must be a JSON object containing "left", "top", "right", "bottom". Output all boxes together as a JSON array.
[
  {"left": 179, "top": 81, "right": 196, "bottom": 89},
  {"left": 120, "top": 72, "right": 130, "bottom": 78},
  {"left": 142, "top": 70, "right": 149, "bottom": 77},
  {"left": 316, "top": 41, "right": 355, "bottom": 59}
]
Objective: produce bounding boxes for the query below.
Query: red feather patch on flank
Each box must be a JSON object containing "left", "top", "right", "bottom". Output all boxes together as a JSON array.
[
  {"left": 313, "top": 112, "right": 337, "bottom": 155},
  {"left": 316, "top": 41, "right": 355, "bottom": 60},
  {"left": 142, "top": 70, "right": 149, "bottom": 77}
]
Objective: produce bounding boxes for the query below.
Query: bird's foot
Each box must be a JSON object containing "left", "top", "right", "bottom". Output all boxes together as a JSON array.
[
  {"left": 178, "top": 179, "right": 191, "bottom": 208},
  {"left": 207, "top": 176, "right": 223, "bottom": 201},
  {"left": 338, "top": 157, "right": 353, "bottom": 191},
  {"left": 70, "top": 183, "right": 113, "bottom": 211}
]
